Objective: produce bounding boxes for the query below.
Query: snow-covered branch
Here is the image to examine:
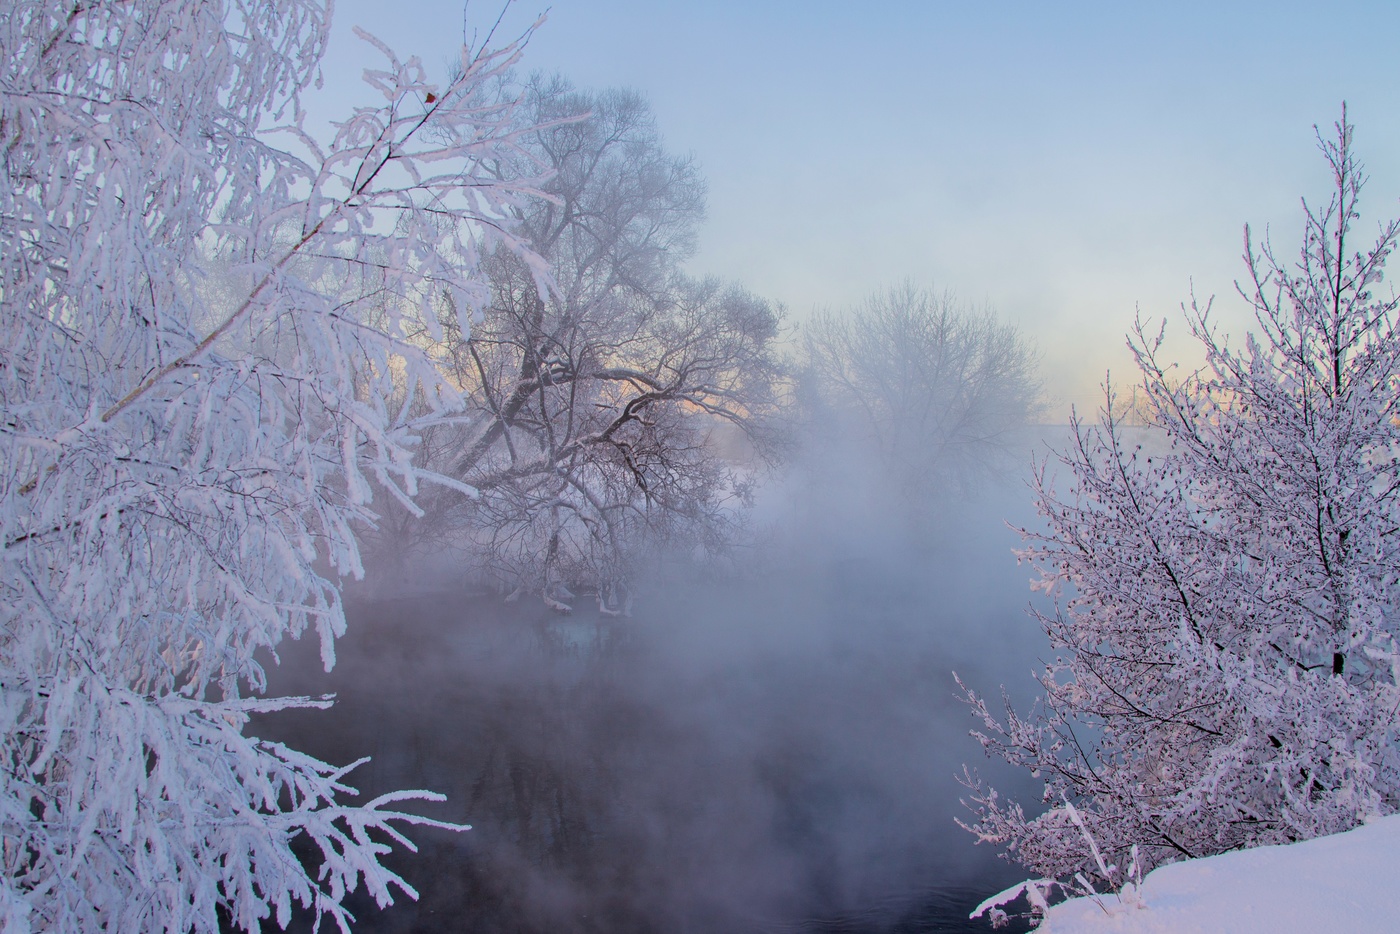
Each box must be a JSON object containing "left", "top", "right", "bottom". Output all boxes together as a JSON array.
[
  {"left": 960, "top": 111, "right": 1400, "bottom": 893},
  {"left": 0, "top": 1, "right": 553, "bottom": 928}
]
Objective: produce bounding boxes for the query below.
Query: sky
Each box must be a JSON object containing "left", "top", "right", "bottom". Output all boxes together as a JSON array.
[{"left": 309, "top": 0, "right": 1400, "bottom": 413}]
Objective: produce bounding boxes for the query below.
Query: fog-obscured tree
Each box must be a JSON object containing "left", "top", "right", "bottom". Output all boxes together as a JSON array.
[
  {"left": 0, "top": 1, "right": 551, "bottom": 929},
  {"left": 799, "top": 283, "right": 1041, "bottom": 501},
  {"left": 367, "top": 76, "right": 783, "bottom": 611},
  {"left": 960, "top": 114, "right": 1400, "bottom": 899}
]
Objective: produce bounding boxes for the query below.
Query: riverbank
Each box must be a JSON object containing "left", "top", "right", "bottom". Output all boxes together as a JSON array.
[{"left": 1029, "top": 815, "right": 1400, "bottom": 933}]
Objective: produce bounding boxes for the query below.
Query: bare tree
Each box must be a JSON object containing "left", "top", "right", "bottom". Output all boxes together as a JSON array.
[
  {"left": 365, "top": 76, "right": 784, "bottom": 611},
  {"left": 799, "top": 283, "right": 1042, "bottom": 502}
]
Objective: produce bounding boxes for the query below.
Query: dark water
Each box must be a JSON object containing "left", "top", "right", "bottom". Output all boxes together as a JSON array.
[{"left": 256, "top": 485, "right": 1048, "bottom": 933}]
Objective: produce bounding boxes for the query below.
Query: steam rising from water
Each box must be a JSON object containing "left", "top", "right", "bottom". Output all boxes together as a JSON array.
[{"left": 259, "top": 434, "right": 1056, "bottom": 933}]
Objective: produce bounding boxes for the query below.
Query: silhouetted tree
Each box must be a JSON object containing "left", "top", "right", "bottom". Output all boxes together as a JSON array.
[
  {"left": 367, "top": 77, "right": 784, "bottom": 610},
  {"left": 799, "top": 283, "right": 1041, "bottom": 501}
]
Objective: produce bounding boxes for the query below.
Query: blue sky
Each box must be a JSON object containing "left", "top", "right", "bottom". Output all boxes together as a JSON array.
[{"left": 312, "top": 1, "right": 1400, "bottom": 411}]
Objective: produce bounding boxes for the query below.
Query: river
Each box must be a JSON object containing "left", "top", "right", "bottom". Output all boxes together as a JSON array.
[{"left": 257, "top": 474, "right": 1050, "bottom": 933}]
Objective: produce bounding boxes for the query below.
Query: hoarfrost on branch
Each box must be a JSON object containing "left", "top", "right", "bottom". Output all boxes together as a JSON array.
[
  {"left": 0, "top": 1, "right": 552, "bottom": 929},
  {"left": 960, "top": 112, "right": 1400, "bottom": 913}
]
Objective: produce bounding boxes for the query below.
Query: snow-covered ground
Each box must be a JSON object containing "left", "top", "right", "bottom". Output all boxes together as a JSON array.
[{"left": 1020, "top": 815, "right": 1400, "bottom": 933}]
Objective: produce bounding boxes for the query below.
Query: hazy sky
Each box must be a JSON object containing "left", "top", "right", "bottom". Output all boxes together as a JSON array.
[{"left": 311, "top": 1, "right": 1400, "bottom": 412}]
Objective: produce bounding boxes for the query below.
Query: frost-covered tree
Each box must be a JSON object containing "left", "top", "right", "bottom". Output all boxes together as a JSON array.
[
  {"left": 0, "top": 1, "right": 552, "bottom": 930},
  {"left": 363, "top": 76, "right": 784, "bottom": 610},
  {"left": 799, "top": 283, "right": 1041, "bottom": 501},
  {"left": 960, "top": 113, "right": 1400, "bottom": 891}
]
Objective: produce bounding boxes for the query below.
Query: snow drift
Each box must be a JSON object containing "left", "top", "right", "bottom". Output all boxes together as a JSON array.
[{"left": 1029, "top": 814, "right": 1400, "bottom": 933}]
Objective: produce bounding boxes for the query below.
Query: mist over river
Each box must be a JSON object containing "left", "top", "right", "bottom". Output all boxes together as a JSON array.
[{"left": 256, "top": 458, "right": 1053, "bottom": 933}]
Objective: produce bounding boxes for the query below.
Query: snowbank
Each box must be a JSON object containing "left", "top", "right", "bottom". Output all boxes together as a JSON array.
[{"left": 1030, "top": 815, "right": 1400, "bottom": 933}]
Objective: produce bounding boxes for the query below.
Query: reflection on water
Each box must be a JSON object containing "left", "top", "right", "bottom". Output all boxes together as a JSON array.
[{"left": 257, "top": 492, "right": 1045, "bottom": 933}]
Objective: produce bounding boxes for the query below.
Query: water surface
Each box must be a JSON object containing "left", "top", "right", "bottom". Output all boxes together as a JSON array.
[{"left": 259, "top": 483, "right": 1048, "bottom": 933}]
